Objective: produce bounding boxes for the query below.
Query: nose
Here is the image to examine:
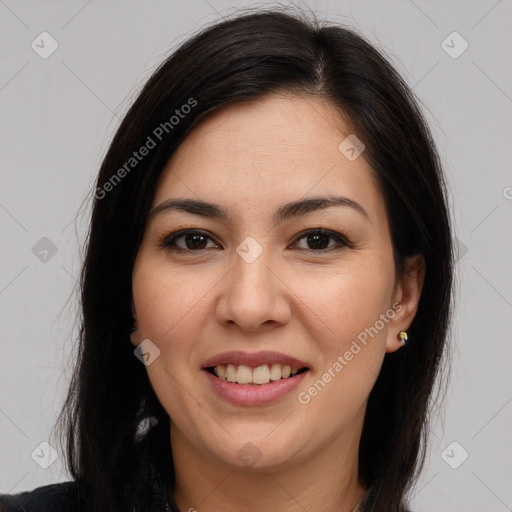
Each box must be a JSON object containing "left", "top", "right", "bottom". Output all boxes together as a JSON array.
[{"left": 215, "top": 243, "right": 291, "bottom": 332}]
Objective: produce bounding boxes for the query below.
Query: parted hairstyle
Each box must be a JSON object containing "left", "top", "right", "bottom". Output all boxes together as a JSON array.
[{"left": 53, "top": 6, "right": 454, "bottom": 512}]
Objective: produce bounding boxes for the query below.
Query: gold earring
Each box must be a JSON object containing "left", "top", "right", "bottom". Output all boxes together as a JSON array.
[{"left": 398, "top": 330, "right": 408, "bottom": 346}]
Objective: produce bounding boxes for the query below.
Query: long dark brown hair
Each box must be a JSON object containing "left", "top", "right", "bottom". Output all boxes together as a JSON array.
[{"left": 53, "top": 6, "right": 454, "bottom": 512}]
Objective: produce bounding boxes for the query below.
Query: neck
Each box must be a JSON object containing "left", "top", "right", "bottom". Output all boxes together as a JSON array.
[{"left": 170, "top": 410, "right": 367, "bottom": 512}]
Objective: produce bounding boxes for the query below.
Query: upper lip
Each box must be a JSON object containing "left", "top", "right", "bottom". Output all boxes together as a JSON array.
[{"left": 201, "top": 351, "right": 310, "bottom": 370}]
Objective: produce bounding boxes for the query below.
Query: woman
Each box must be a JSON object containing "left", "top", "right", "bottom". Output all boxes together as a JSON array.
[{"left": 0, "top": 7, "right": 453, "bottom": 512}]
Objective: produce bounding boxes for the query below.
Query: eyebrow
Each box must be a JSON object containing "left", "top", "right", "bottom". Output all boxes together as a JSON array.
[{"left": 148, "top": 195, "right": 369, "bottom": 224}]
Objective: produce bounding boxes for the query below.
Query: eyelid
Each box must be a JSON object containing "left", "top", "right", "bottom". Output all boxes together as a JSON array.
[
  {"left": 157, "top": 229, "right": 219, "bottom": 250},
  {"left": 157, "top": 228, "right": 353, "bottom": 252},
  {"left": 291, "top": 228, "right": 353, "bottom": 251}
]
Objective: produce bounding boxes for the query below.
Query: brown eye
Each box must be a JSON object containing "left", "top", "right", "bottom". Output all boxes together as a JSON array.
[
  {"left": 292, "top": 229, "right": 351, "bottom": 252},
  {"left": 162, "top": 230, "right": 218, "bottom": 252}
]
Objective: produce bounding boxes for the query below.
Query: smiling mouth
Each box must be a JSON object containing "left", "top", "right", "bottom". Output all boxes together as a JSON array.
[{"left": 206, "top": 363, "right": 309, "bottom": 385}]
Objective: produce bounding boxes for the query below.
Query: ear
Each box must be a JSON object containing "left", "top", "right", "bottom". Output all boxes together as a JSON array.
[{"left": 386, "top": 253, "right": 425, "bottom": 353}]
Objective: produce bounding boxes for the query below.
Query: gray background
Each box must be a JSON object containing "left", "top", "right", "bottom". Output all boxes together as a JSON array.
[{"left": 1, "top": 0, "right": 511, "bottom": 510}]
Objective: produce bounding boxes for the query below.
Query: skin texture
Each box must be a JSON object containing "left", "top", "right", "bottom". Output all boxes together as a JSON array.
[{"left": 131, "top": 93, "right": 424, "bottom": 512}]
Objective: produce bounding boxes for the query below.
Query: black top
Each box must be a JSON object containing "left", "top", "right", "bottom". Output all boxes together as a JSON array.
[
  {"left": 0, "top": 480, "right": 169, "bottom": 512},
  {"left": 0, "top": 481, "right": 81, "bottom": 512}
]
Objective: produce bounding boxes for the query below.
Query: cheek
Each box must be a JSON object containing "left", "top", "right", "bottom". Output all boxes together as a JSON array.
[
  {"left": 132, "top": 257, "right": 211, "bottom": 341},
  {"left": 335, "top": 277, "right": 391, "bottom": 339},
  {"left": 297, "top": 259, "right": 394, "bottom": 345},
  {"left": 295, "top": 267, "right": 392, "bottom": 425},
  {"left": 131, "top": 259, "right": 211, "bottom": 419}
]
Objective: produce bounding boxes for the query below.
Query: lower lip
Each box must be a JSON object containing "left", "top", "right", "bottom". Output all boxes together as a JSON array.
[{"left": 202, "top": 369, "right": 309, "bottom": 406}]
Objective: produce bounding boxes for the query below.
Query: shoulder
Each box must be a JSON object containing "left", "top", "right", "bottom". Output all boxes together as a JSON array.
[{"left": 0, "top": 481, "right": 79, "bottom": 512}]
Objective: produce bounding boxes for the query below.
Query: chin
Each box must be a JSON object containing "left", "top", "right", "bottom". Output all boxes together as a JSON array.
[{"left": 197, "top": 426, "right": 307, "bottom": 471}]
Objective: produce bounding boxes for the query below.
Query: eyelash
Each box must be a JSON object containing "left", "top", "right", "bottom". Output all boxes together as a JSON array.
[{"left": 157, "top": 228, "right": 353, "bottom": 254}]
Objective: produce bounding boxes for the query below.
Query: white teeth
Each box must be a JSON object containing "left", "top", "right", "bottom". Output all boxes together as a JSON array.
[
  {"left": 269, "top": 364, "right": 282, "bottom": 381},
  {"left": 212, "top": 363, "right": 304, "bottom": 385},
  {"left": 236, "top": 364, "right": 252, "bottom": 384},
  {"left": 253, "top": 365, "right": 270, "bottom": 385},
  {"left": 226, "top": 364, "right": 237, "bottom": 382}
]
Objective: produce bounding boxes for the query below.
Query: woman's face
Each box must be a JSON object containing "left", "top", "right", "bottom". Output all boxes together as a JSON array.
[{"left": 131, "top": 93, "right": 420, "bottom": 471}]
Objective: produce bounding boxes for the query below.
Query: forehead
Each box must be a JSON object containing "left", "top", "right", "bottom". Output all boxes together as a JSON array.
[{"left": 153, "top": 93, "right": 384, "bottom": 223}]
